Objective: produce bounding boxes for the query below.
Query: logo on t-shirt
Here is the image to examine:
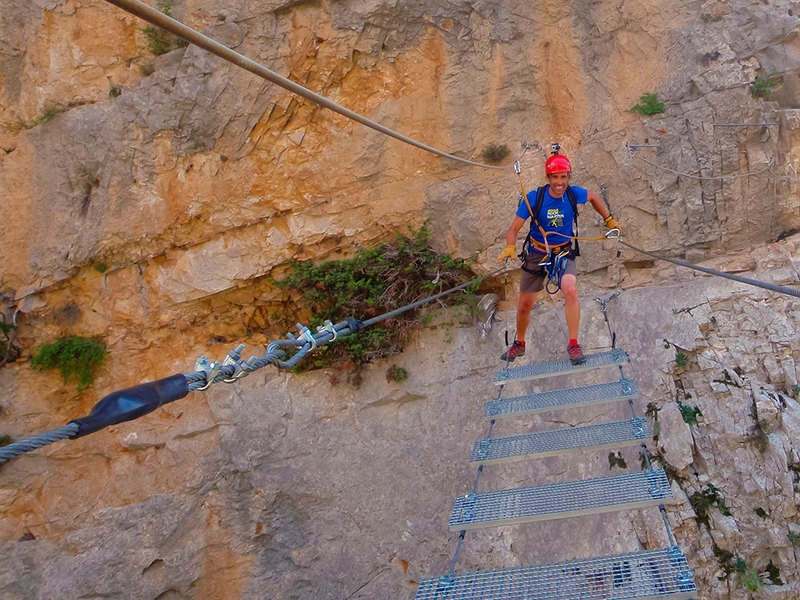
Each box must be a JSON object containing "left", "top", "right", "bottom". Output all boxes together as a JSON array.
[{"left": 546, "top": 208, "right": 564, "bottom": 228}]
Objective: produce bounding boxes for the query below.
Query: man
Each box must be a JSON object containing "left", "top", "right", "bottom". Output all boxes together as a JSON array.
[{"left": 497, "top": 152, "right": 620, "bottom": 364}]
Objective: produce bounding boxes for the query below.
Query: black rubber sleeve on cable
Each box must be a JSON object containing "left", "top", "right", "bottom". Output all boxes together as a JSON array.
[{"left": 69, "top": 374, "right": 190, "bottom": 438}]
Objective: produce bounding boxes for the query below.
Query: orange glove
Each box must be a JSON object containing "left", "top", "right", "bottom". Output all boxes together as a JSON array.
[
  {"left": 604, "top": 215, "right": 622, "bottom": 232},
  {"left": 497, "top": 245, "right": 516, "bottom": 262}
]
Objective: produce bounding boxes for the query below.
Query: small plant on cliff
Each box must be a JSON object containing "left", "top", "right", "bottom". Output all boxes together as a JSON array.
[
  {"left": 15, "top": 100, "right": 85, "bottom": 131},
  {"left": 608, "top": 451, "right": 627, "bottom": 469},
  {"left": 712, "top": 544, "right": 743, "bottom": 580},
  {"left": 750, "top": 70, "right": 781, "bottom": 99},
  {"left": 142, "top": 0, "right": 188, "bottom": 56},
  {"left": 675, "top": 351, "right": 689, "bottom": 368},
  {"left": 31, "top": 336, "right": 107, "bottom": 392},
  {"left": 689, "top": 483, "right": 731, "bottom": 526},
  {"left": 740, "top": 567, "right": 763, "bottom": 591},
  {"left": 0, "top": 314, "right": 20, "bottom": 368},
  {"left": 480, "top": 144, "right": 510, "bottom": 164},
  {"left": 632, "top": 93, "right": 665, "bottom": 116},
  {"left": 386, "top": 365, "right": 408, "bottom": 383},
  {"left": 765, "top": 560, "right": 783, "bottom": 585},
  {"left": 0, "top": 435, "right": 12, "bottom": 447},
  {"left": 788, "top": 531, "right": 800, "bottom": 546},
  {"left": 678, "top": 402, "right": 702, "bottom": 425},
  {"left": 276, "top": 222, "right": 476, "bottom": 379}
]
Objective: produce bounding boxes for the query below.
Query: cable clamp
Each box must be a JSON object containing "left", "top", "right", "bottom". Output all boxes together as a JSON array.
[
  {"left": 296, "top": 323, "right": 317, "bottom": 352},
  {"left": 222, "top": 355, "right": 249, "bottom": 383},
  {"left": 316, "top": 319, "right": 337, "bottom": 342},
  {"left": 513, "top": 160, "right": 521, "bottom": 175},
  {"left": 193, "top": 355, "right": 221, "bottom": 391}
]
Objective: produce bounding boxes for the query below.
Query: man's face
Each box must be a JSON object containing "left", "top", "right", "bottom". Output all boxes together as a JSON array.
[{"left": 547, "top": 171, "right": 570, "bottom": 197}]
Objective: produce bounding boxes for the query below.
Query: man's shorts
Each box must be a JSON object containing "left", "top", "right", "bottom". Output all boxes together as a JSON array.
[{"left": 520, "top": 253, "right": 577, "bottom": 293}]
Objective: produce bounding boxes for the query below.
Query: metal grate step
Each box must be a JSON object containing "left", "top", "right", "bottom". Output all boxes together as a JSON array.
[
  {"left": 469, "top": 418, "right": 652, "bottom": 466},
  {"left": 449, "top": 469, "right": 674, "bottom": 531},
  {"left": 485, "top": 379, "right": 638, "bottom": 419},
  {"left": 495, "top": 349, "right": 629, "bottom": 385},
  {"left": 414, "top": 545, "right": 697, "bottom": 600}
]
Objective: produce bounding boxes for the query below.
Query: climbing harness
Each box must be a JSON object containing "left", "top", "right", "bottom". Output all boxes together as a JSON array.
[{"left": 0, "top": 264, "right": 511, "bottom": 464}]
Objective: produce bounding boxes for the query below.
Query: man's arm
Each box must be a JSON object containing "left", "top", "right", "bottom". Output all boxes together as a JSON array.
[
  {"left": 498, "top": 216, "right": 527, "bottom": 263},
  {"left": 587, "top": 191, "right": 610, "bottom": 220},
  {"left": 587, "top": 190, "right": 621, "bottom": 231},
  {"left": 506, "top": 215, "right": 526, "bottom": 246}
]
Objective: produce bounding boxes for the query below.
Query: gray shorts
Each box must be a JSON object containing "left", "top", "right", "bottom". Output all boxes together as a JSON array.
[{"left": 520, "top": 253, "right": 577, "bottom": 293}]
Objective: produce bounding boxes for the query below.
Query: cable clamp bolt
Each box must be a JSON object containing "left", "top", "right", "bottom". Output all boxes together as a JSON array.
[
  {"left": 193, "top": 355, "right": 222, "bottom": 391},
  {"left": 297, "top": 324, "right": 317, "bottom": 352},
  {"left": 222, "top": 355, "right": 249, "bottom": 383},
  {"left": 315, "top": 319, "right": 337, "bottom": 342}
]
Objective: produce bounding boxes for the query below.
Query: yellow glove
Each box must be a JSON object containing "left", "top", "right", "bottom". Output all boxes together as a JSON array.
[
  {"left": 604, "top": 215, "right": 621, "bottom": 232},
  {"left": 497, "top": 245, "right": 516, "bottom": 262}
]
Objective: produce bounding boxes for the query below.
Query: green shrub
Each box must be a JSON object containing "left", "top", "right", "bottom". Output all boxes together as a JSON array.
[
  {"left": 740, "top": 568, "right": 762, "bottom": 591},
  {"left": 632, "top": 93, "right": 665, "bottom": 116},
  {"left": 31, "top": 336, "right": 107, "bottom": 392},
  {"left": 480, "top": 144, "right": 510, "bottom": 163},
  {"left": 788, "top": 531, "right": 800, "bottom": 546},
  {"left": 689, "top": 483, "right": 731, "bottom": 526},
  {"left": 750, "top": 70, "right": 781, "bottom": 99},
  {"left": 765, "top": 560, "right": 783, "bottom": 585},
  {"left": 0, "top": 435, "right": 11, "bottom": 447},
  {"left": 678, "top": 402, "right": 702, "bottom": 425},
  {"left": 17, "top": 100, "right": 82, "bottom": 130},
  {"left": 675, "top": 351, "right": 688, "bottom": 368},
  {"left": 386, "top": 365, "right": 408, "bottom": 382},
  {"left": 608, "top": 451, "right": 627, "bottom": 469},
  {"left": 0, "top": 317, "right": 19, "bottom": 367},
  {"left": 142, "top": 0, "right": 188, "bottom": 56},
  {"left": 276, "top": 222, "right": 475, "bottom": 377}
]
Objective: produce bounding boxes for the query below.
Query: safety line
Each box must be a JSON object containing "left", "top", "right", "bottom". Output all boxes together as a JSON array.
[
  {"left": 618, "top": 240, "right": 800, "bottom": 298},
  {"left": 632, "top": 154, "right": 774, "bottom": 181},
  {"left": 0, "top": 264, "right": 511, "bottom": 464},
  {"left": 102, "top": 0, "right": 512, "bottom": 170}
]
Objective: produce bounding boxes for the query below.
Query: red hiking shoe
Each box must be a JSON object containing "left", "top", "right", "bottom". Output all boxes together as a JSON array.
[
  {"left": 500, "top": 341, "right": 525, "bottom": 362},
  {"left": 567, "top": 342, "right": 586, "bottom": 365}
]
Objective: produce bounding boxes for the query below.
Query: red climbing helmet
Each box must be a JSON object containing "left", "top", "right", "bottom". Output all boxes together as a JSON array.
[{"left": 545, "top": 154, "right": 572, "bottom": 174}]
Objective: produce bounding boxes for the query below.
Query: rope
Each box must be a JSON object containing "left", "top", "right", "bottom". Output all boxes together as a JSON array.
[
  {"left": 0, "top": 423, "right": 80, "bottom": 463},
  {"left": 2, "top": 265, "right": 511, "bottom": 463},
  {"left": 618, "top": 240, "right": 800, "bottom": 298},
  {"left": 102, "top": 0, "right": 516, "bottom": 171}
]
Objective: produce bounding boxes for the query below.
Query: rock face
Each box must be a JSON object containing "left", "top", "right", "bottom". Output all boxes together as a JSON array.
[{"left": 1, "top": 0, "right": 800, "bottom": 598}]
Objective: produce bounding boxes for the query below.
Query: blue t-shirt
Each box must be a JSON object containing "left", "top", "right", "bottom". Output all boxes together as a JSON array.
[{"left": 515, "top": 185, "right": 588, "bottom": 246}]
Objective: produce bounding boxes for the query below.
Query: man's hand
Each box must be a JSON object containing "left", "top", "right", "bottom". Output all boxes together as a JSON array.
[
  {"left": 604, "top": 215, "right": 621, "bottom": 232},
  {"left": 497, "top": 245, "right": 516, "bottom": 263}
]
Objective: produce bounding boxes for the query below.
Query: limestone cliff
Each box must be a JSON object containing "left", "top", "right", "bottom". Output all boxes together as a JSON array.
[{"left": 1, "top": 0, "right": 800, "bottom": 598}]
